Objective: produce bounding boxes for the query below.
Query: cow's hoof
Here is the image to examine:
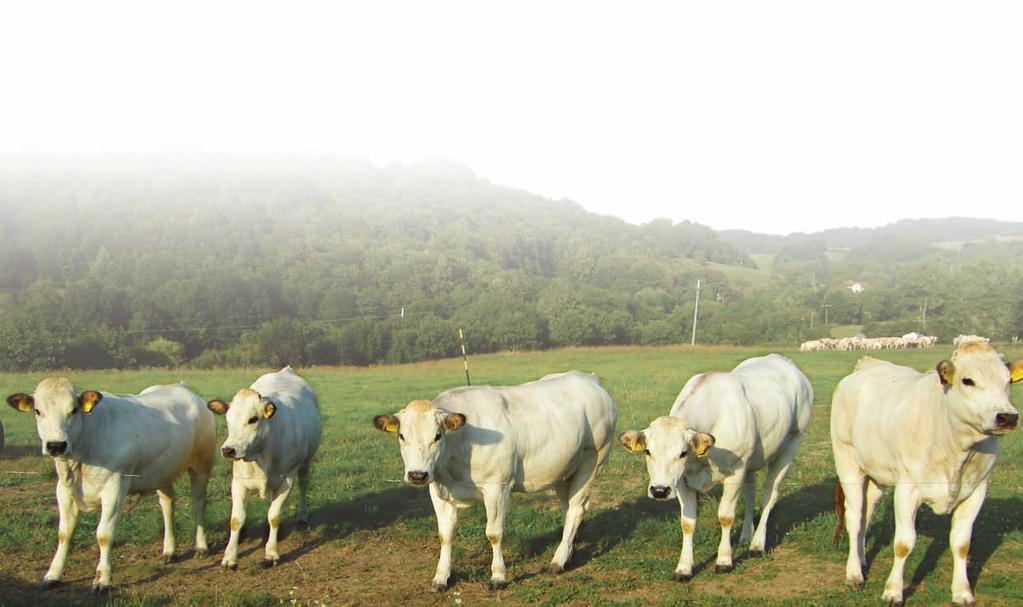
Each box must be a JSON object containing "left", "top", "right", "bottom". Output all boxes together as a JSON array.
[
  {"left": 714, "top": 564, "right": 734, "bottom": 574},
  {"left": 39, "top": 579, "right": 61, "bottom": 590},
  {"left": 296, "top": 518, "right": 310, "bottom": 530},
  {"left": 489, "top": 580, "right": 508, "bottom": 591},
  {"left": 221, "top": 562, "right": 238, "bottom": 571},
  {"left": 195, "top": 548, "right": 208, "bottom": 559},
  {"left": 672, "top": 571, "right": 693, "bottom": 583},
  {"left": 549, "top": 563, "right": 565, "bottom": 575},
  {"left": 430, "top": 581, "right": 448, "bottom": 593},
  {"left": 161, "top": 554, "right": 174, "bottom": 565},
  {"left": 846, "top": 578, "right": 864, "bottom": 591},
  {"left": 262, "top": 557, "right": 279, "bottom": 569},
  {"left": 91, "top": 583, "right": 111, "bottom": 595},
  {"left": 886, "top": 600, "right": 903, "bottom": 607},
  {"left": 748, "top": 549, "right": 765, "bottom": 558}
]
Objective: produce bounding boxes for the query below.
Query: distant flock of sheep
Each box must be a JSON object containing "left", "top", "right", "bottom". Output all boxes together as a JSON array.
[
  {"left": 800, "top": 333, "right": 940, "bottom": 352},
  {"left": 4, "top": 334, "right": 1020, "bottom": 607}
]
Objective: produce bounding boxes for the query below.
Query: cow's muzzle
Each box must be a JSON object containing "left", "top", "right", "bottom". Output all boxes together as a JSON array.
[
  {"left": 45, "top": 441, "right": 68, "bottom": 456},
  {"left": 407, "top": 471, "right": 430, "bottom": 485},
  {"left": 221, "top": 446, "right": 239, "bottom": 460},
  {"left": 649, "top": 485, "right": 671, "bottom": 500},
  {"left": 995, "top": 412, "right": 1019, "bottom": 431}
]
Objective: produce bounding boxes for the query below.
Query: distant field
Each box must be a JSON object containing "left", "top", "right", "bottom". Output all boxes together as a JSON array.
[
  {"left": 748, "top": 254, "right": 775, "bottom": 273},
  {"left": 706, "top": 262, "right": 773, "bottom": 287},
  {"left": 2, "top": 344, "right": 1023, "bottom": 606}
]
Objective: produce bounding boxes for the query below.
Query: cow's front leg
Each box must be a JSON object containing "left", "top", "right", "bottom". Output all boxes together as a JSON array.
[
  {"left": 882, "top": 484, "right": 920, "bottom": 606},
  {"left": 428, "top": 483, "right": 459, "bottom": 592},
  {"left": 482, "top": 481, "right": 512, "bottom": 590},
  {"left": 714, "top": 475, "right": 744, "bottom": 572},
  {"left": 221, "top": 479, "right": 250, "bottom": 570},
  {"left": 674, "top": 484, "right": 698, "bottom": 581},
  {"left": 93, "top": 477, "right": 129, "bottom": 593},
  {"left": 264, "top": 477, "right": 294, "bottom": 567},
  {"left": 157, "top": 487, "right": 176, "bottom": 563},
  {"left": 42, "top": 481, "right": 80, "bottom": 588},
  {"left": 949, "top": 480, "right": 986, "bottom": 606}
]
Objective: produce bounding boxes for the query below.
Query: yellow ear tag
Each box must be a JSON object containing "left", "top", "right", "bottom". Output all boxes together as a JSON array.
[
  {"left": 628, "top": 441, "right": 646, "bottom": 453},
  {"left": 384, "top": 420, "right": 399, "bottom": 433},
  {"left": 1011, "top": 365, "right": 1023, "bottom": 384},
  {"left": 262, "top": 402, "right": 276, "bottom": 419},
  {"left": 694, "top": 443, "right": 710, "bottom": 458}
]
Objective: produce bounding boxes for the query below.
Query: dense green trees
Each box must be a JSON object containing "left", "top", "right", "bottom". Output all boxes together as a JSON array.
[{"left": 1, "top": 159, "right": 1021, "bottom": 370}]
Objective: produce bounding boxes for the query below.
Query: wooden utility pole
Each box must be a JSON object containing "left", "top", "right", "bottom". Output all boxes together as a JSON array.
[
  {"left": 822, "top": 304, "right": 832, "bottom": 325},
  {"left": 810, "top": 309, "right": 815, "bottom": 329},
  {"left": 921, "top": 298, "right": 928, "bottom": 327},
  {"left": 691, "top": 279, "right": 702, "bottom": 346}
]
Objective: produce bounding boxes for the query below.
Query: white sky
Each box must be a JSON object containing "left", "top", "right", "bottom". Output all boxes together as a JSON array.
[{"left": 1, "top": 1, "right": 1021, "bottom": 235}]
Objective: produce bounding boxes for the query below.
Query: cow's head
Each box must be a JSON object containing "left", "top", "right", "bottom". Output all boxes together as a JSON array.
[
  {"left": 619, "top": 416, "right": 715, "bottom": 500},
  {"left": 372, "top": 399, "right": 466, "bottom": 486},
  {"left": 935, "top": 341, "right": 1023, "bottom": 436},
  {"left": 207, "top": 389, "right": 277, "bottom": 461},
  {"left": 6, "top": 378, "right": 102, "bottom": 457}
]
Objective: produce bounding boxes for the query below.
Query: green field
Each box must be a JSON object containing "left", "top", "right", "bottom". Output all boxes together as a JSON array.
[{"left": 2, "top": 345, "right": 1023, "bottom": 606}]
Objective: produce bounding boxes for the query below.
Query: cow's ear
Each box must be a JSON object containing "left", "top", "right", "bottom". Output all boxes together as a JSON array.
[
  {"left": 690, "top": 432, "right": 715, "bottom": 458},
  {"left": 78, "top": 390, "right": 103, "bottom": 414},
  {"left": 373, "top": 414, "right": 400, "bottom": 433},
  {"left": 443, "top": 413, "right": 466, "bottom": 432},
  {"left": 262, "top": 400, "right": 277, "bottom": 420},
  {"left": 936, "top": 360, "right": 956, "bottom": 386},
  {"left": 618, "top": 430, "right": 646, "bottom": 453},
  {"left": 6, "top": 393, "right": 34, "bottom": 413},
  {"left": 207, "top": 400, "right": 229, "bottom": 415},
  {"left": 1008, "top": 359, "right": 1023, "bottom": 384}
]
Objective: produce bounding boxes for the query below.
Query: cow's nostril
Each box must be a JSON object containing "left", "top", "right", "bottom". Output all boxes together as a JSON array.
[
  {"left": 408, "top": 471, "right": 430, "bottom": 483},
  {"left": 996, "top": 412, "right": 1019, "bottom": 428},
  {"left": 221, "top": 446, "right": 237, "bottom": 459},
  {"left": 650, "top": 485, "right": 671, "bottom": 499},
  {"left": 45, "top": 441, "right": 67, "bottom": 455}
]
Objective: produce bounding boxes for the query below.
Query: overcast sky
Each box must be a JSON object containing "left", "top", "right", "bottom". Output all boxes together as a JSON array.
[{"left": 2, "top": 1, "right": 1021, "bottom": 235}]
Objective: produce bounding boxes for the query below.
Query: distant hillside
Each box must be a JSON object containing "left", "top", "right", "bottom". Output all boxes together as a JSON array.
[{"left": 0, "top": 159, "right": 752, "bottom": 370}]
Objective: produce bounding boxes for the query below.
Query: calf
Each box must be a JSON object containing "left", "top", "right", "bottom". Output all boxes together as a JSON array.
[
  {"left": 208, "top": 366, "right": 321, "bottom": 569},
  {"left": 373, "top": 371, "right": 617, "bottom": 591},
  {"left": 832, "top": 342, "right": 1022, "bottom": 605},
  {"left": 6, "top": 379, "right": 215, "bottom": 592},
  {"left": 619, "top": 354, "right": 813, "bottom": 579}
]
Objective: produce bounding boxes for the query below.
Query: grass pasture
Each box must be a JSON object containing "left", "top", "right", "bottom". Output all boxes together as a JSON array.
[{"left": 2, "top": 344, "right": 1023, "bottom": 606}]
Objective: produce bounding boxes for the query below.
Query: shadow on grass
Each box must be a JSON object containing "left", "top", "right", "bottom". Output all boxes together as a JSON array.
[
  {"left": 271, "top": 484, "right": 433, "bottom": 565},
  {"left": 519, "top": 478, "right": 836, "bottom": 577},
  {"left": 0, "top": 571, "right": 174, "bottom": 607},
  {"left": 858, "top": 495, "right": 1023, "bottom": 602}
]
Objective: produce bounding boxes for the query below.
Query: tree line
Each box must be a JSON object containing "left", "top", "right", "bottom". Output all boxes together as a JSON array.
[{"left": 0, "top": 159, "right": 1020, "bottom": 370}]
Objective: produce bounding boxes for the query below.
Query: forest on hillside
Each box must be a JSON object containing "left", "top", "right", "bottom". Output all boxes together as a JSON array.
[{"left": 1, "top": 159, "right": 1022, "bottom": 370}]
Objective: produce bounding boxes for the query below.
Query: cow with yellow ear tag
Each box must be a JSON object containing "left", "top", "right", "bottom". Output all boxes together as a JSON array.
[
  {"left": 5, "top": 378, "right": 215, "bottom": 593},
  {"left": 619, "top": 354, "right": 813, "bottom": 581},
  {"left": 207, "top": 366, "right": 321, "bottom": 570}
]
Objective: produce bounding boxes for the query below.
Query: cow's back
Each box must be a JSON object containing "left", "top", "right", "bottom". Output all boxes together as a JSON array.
[
  {"left": 95, "top": 384, "right": 212, "bottom": 492},
  {"left": 251, "top": 367, "right": 322, "bottom": 471},
  {"left": 436, "top": 371, "right": 616, "bottom": 491},
  {"left": 672, "top": 354, "right": 811, "bottom": 473}
]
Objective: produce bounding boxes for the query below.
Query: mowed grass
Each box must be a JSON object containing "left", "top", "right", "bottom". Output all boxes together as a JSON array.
[{"left": 1, "top": 344, "right": 1023, "bottom": 606}]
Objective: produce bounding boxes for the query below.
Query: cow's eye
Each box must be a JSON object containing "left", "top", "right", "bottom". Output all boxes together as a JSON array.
[
  {"left": 33, "top": 408, "right": 41, "bottom": 417},
  {"left": 679, "top": 451, "right": 688, "bottom": 459},
  {"left": 643, "top": 449, "right": 651, "bottom": 456},
  {"left": 398, "top": 433, "right": 405, "bottom": 441},
  {"left": 962, "top": 378, "right": 975, "bottom": 387},
  {"left": 247, "top": 416, "right": 259, "bottom": 424},
  {"left": 434, "top": 432, "right": 442, "bottom": 442}
]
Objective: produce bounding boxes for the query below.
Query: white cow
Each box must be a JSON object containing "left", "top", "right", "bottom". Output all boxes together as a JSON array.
[
  {"left": 207, "top": 366, "right": 321, "bottom": 569},
  {"left": 373, "top": 371, "right": 617, "bottom": 591},
  {"left": 831, "top": 342, "right": 1022, "bottom": 605},
  {"left": 6, "top": 379, "right": 215, "bottom": 592},
  {"left": 619, "top": 354, "right": 813, "bottom": 580}
]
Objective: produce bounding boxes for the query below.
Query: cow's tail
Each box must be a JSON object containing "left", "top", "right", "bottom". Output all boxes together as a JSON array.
[{"left": 832, "top": 480, "right": 845, "bottom": 546}]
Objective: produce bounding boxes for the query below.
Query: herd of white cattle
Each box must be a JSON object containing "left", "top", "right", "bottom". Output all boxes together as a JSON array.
[
  {"left": 4, "top": 336, "right": 1022, "bottom": 606},
  {"left": 800, "top": 333, "right": 940, "bottom": 352}
]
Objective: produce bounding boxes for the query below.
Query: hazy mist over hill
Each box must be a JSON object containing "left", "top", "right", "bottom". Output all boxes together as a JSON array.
[{"left": 1, "top": 159, "right": 1021, "bottom": 371}]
